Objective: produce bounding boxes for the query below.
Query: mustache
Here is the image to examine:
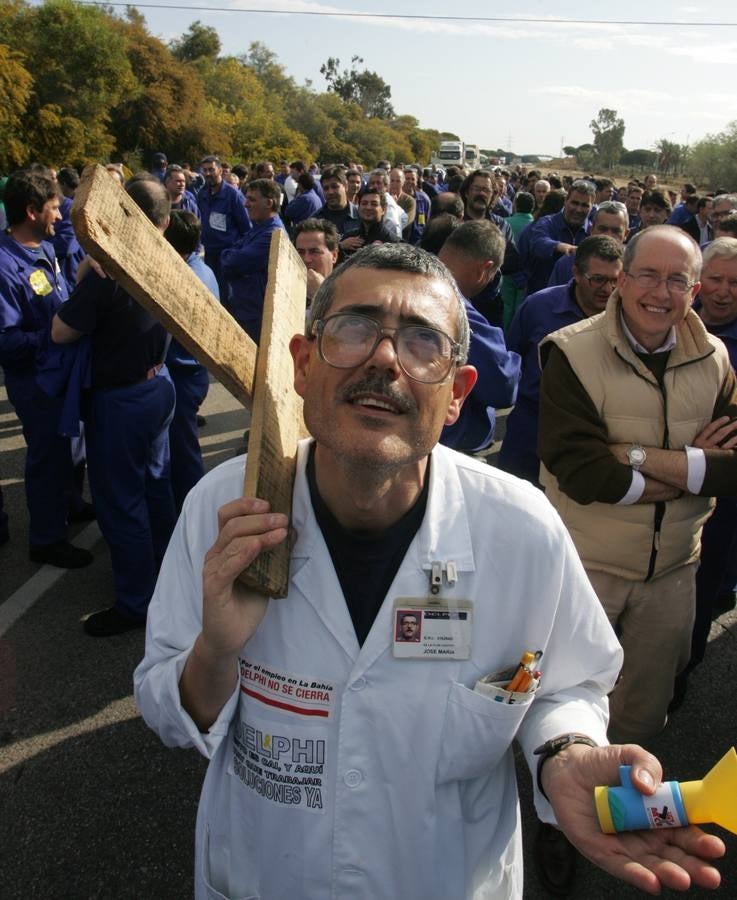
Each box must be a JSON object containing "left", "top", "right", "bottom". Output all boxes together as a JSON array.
[{"left": 341, "top": 374, "right": 416, "bottom": 414}]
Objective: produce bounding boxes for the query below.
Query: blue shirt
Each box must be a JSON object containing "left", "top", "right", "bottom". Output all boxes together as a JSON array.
[
  {"left": 498, "top": 281, "right": 585, "bottom": 480},
  {"left": 519, "top": 211, "right": 589, "bottom": 295},
  {"left": 0, "top": 234, "right": 69, "bottom": 374},
  {"left": 167, "top": 254, "right": 220, "bottom": 368},
  {"left": 440, "top": 299, "right": 520, "bottom": 452},
  {"left": 410, "top": 190, "right": 431, "bottom": 245},
  {"left": 220, "top": 215, "right": 287, "bottom": 341},
  {"left": 668, "top": 203, "right": 692, "bottom": 227},
  {"left": 172, "top": 191, "right": 200, "bottom": 217},
  {"left": 693, "top": 300, "right": 737, "bottom": 371},
  {"left": 53, "top": 196, "right": 85, "bottom": 286},
  {"left": 285, "top": 189, "right": 323, "bottom": 229},
  {"left": 197, "top": 181, "right": 251, "bottom": 253},
  {"left": 548, "top": 253, "right": 575, "bottom": 287}
]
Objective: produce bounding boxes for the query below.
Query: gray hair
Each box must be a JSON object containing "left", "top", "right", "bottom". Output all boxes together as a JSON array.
[
  {"left": 568, "top": 179, "right": 596, "bottom": 198},
  {"left": 714, "top": 194, "right": 737, "bottom": 210},
  {"left": 443, "top": 219, "right": 506, "bottom": 269},
  {"left": 622, "top": 224, "right": 702, "bottom": 281},
  {"left": 594, "top": 200, "right": 628, "bottom": 223},
  {"left": 702, "top": 236, "right": 737, "bottom": 267},
  {"left": 369, "top": 168, "right": 390, "bottom": 187},
  {"left": 308, "top": 244, "right": 470, "bottom": 363}
]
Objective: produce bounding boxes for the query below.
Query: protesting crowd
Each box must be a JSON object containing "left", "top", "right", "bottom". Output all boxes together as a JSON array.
[{"left": 1, "top": 151, "right": 735, "bottom": 898}]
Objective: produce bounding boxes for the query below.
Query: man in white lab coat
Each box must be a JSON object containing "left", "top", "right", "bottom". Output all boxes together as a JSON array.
[{"left": 135, "top": 244, "right": 725, "bottom": 899}]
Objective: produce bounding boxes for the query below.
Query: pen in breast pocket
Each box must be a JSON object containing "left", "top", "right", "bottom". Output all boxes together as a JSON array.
[{"left": 507, "top": 649, "right": 543, "bottom": 693}]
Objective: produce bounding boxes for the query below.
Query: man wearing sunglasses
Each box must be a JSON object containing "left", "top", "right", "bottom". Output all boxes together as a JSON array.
[
  {"left": 539, "top": 225, "right": 737, "bottom": 749},
  {"left": 137, "top": 243, "right": 726, "bottom": 900}
]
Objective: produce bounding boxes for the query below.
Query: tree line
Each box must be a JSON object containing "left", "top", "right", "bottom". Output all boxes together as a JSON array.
[
  {"left": 0, "top": 0, "right": 445, "bottom": 172},
  {"left": 2, "top": 1, "right": 735, "bottom": 189},
  {"left": 563, "top": 108, "right": 736, "bottom": 188}
]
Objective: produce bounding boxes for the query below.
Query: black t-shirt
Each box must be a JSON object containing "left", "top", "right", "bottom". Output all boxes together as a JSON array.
[
  {"left": 58, "top": 270, "right": 168, "bottom": 389},
  {"left": 307, "top": 444, "right": 429, "bottom": 645}
]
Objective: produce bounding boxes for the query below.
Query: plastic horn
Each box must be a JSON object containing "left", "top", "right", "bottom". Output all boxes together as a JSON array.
[{"left": 595, "top": 747, "right": 737, "bottom": 835}]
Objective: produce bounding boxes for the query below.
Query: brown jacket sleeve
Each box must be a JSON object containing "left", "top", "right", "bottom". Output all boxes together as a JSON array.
[{"left": 538, "top": 344, "right": 634, "bottom": 504}]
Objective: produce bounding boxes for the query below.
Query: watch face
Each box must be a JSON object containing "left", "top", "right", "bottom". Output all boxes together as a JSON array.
[{"left": 629, "top": 447, "right": 646, "bottom": 467}]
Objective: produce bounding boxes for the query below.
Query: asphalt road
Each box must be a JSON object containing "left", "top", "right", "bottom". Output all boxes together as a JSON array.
[{"left": 1, "top": 374, "right": 735, "bottom": 899}]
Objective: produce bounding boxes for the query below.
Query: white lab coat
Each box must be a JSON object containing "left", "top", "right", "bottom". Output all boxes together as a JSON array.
[{"left": 135, "top": 440, "right": 622, "bottom": 900}]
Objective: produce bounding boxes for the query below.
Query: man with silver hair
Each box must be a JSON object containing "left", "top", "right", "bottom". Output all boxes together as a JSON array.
[
  {"left": 136, "top": 242, "right": 725, "bottom": 900},
  {"left": 519, "top": 178, "right": 595, "bottom": 294},
  {"left": 710, "top": 193, "right": 737, "bottom": 231},
  {"left": 539, "top": 225, "right": 737, "bottom": 748}
]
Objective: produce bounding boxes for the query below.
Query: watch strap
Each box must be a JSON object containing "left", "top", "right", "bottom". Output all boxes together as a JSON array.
[{"left": 533, "top": 733, "right": 598, "bottom": 800}]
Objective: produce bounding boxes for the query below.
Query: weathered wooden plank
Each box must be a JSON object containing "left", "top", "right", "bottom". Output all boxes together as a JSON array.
[
  {"left": 240, "top": 230, "right": 309, "bottom": 597},
  {"left": 71, "top": 164, "right": 256, "bottom": 405},
  {"left": 72, "top": 165, "right": 309, "bottom": 597}
]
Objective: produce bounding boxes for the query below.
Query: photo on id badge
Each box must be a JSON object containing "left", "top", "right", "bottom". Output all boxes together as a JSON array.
[{"left": 396, "top": 609, "right": 422, "bottom": 642}]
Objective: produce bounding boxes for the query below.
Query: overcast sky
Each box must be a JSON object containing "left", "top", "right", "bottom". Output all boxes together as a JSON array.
[{"left": 92, "top": 0, "right": 737, "bottom": 157}]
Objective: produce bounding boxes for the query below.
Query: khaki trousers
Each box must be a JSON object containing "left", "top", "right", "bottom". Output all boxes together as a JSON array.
[{"left": 587, "top": 564, "right": 696, "bottom": 745}]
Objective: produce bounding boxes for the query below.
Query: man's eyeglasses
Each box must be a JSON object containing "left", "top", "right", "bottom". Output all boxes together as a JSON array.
[
  {"left": 624, "top": 271, "right": 695, "bottom": 294},
  {"left": 311, "top": 313, "right": 462, "bottom": 384},
  {"left": 582, "top": 273, "right": 619, "bottom": 288}
]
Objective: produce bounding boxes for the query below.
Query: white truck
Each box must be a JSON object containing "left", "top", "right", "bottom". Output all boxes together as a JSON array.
[
  {"left": 431, "top": 140, "right": 464, "bottom": 168},
  {"left": 464, "top": 144, "right": 481, "bottom": 169}
]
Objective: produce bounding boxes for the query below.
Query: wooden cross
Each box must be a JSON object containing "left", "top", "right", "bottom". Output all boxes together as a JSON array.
[{"left": 71, "top": 164, "right": 308, "bottom": 598}]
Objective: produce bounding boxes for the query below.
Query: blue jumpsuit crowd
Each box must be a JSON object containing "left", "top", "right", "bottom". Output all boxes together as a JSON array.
[{"left": 1, "top": 160, "right": 734, "bottom": 671}]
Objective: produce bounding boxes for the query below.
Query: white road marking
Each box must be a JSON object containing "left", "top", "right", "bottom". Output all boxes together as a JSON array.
[{"left": 0, "top": 522, "right": 101, "bottom": 637}]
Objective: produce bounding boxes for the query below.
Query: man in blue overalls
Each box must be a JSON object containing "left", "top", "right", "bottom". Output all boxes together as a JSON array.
[
  {"left": 0, "top": 169, "right": 92, "bottom": 568},
  {"left": 52, "top": 177, "right": 176, "bottom": 636}
]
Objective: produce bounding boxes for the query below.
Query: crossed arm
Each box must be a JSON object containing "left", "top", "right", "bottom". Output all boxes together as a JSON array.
[{"left": 539, "top": 345, "right": 737, "bottom": 504}]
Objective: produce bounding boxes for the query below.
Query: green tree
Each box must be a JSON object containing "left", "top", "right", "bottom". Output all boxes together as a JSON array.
[
  {"left": 620, "top": 148, "right": 658, "bottom": 170},
  {"left": 689, "top": 122, "right": 737, "bottom": 189},
  {"left": 590, "top": 108, "right": 625, "bottom": 169},
  {"left": 574, "top": 144, "right": 597, "bottom": 169},
  {"left": 6, "top": 0, "right": 137, "bottom": 164},
  {"left": 242, "top": 41, "right": 297, "bottom": 100},
  {"left": 562, "top": 145, "right": 577, "bottom": 157},
  {"left": 170, "top": 20, "right": 220, "bottom": 62},
  {"left": 111, "top": 13, "right": 222, "bottom": 161},
  {"left": 0, "top": 44, "right": 32, "bottom": 168},
  {"left": 320, "top": 56, "right": 394, "bottom": 119},
  {"left": 655, "top": 139, "right": 689, "bottom": 177}
]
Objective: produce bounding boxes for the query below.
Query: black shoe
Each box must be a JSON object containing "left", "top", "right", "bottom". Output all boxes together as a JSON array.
[
  {"left": 533, "top": 822, "right": 577, "bottom": 896},
  {"left": 83, "top": 606, "right": 145, "bottom": 637},
  {"left": 196, "top": 414, "right": 207, "bottom": 427},
  {"left": 30, "top": 540, "right": 93, "bottom": 569},
  {"left": 68, "top": 502, "right": 96, "bottom": 523}
]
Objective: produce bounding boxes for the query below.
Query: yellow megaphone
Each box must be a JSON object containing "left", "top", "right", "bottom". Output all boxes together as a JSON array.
[{"left": 595, "top": 747, "right": 737, "bottom": 834}]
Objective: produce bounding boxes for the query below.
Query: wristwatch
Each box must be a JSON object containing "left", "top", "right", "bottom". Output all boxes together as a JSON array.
[
  {"left": 533, "top": 733, "right": 598, "bottom": 800},
  {"left": 627, "top": 442, "right": 647, "bottom": 470}
]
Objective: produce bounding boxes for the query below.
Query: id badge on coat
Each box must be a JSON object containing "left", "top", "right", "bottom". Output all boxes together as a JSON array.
[
  {"left": 392, "top": 597, "right": 473, "bottom": 659},
  {"left": 29, "top": 269, "right": 52, "bottom": 295},
  {"left": 209, "top": 211, "right": 227, "bottom": 232}
]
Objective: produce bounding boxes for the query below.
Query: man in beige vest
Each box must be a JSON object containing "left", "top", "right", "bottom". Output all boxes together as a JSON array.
[{"left": 538, "top": 225, "right": 737, "bottom": 745}]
